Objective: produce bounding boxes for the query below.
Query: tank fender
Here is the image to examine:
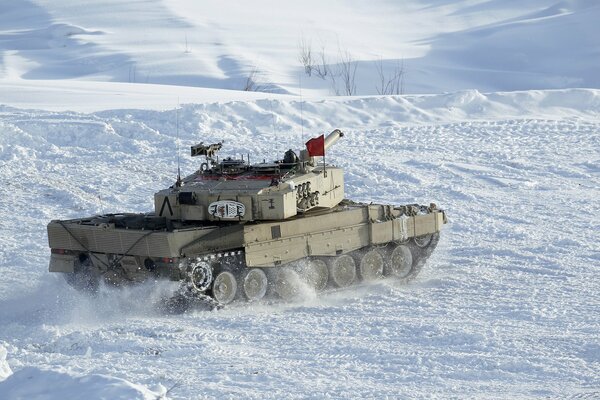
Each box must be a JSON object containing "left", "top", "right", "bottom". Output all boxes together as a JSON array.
[{"left": 180, "top": 224, "right": 244, "bottom": 256}]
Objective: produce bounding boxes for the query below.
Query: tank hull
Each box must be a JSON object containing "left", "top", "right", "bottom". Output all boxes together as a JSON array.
[{"left": 48, "top": 201, "right": 446, "bottom": 304}]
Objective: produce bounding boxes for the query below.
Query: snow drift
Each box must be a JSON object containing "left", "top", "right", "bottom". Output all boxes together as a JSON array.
[{"left": 0, "top": 366, "right": 167, "bottom": 400}]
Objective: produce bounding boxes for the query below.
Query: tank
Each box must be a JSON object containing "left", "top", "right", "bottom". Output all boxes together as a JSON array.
[{"left": 47, "top": 129, "right": 447, "bottom": 306}]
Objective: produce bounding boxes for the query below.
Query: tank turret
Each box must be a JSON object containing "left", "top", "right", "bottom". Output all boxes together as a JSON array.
[{"left": 154, "top": 129, "right": 346, "bottom": 222}]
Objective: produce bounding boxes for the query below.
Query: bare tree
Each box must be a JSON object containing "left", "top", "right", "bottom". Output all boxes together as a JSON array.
[
  {"left": 243, "top": 66, "right": 265, "bottom": 91},
  {"left": 397, "top": 59, "right": 405, "bottom": 95},
  {"left": 313, "top": 44, "right": 329, "bottom": 79},
  {"left": 128, "top": 64, "right": 136, "bottom": 83},
  {"left": 184, "top": 32, "right": 191, "bottom": 54},
  {"left": 298, "top": 36, "right": 313, "bottom": 77},
  {"left": 328, "top": 66, "right": 341, "bottom": 96},
  {"left": 297, "top": 36, "right": 360, "bottom": 96},
  {"left": 339, "top": 50, "right": 357, "bottom": 95},
  {"left": 374, "top": 58, "right": 405, "bottom": 95},
  {"left": 299, "top": 36, "right": 331, "bottom": 80},
  {"left": 375, "top": 58, "right": 387, "bottom": 95}
]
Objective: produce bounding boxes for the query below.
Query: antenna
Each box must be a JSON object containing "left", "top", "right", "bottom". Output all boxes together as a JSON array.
[
  {"left": 175, "top": 100, "right": 182, "bottom": 187},
  {"left": 98, "top": 194, "right": 105, "bottom": 215}
]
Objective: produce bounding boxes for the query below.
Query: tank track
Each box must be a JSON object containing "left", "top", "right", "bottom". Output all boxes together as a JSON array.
[
  {"left": 62, "top": 233, "right": 440, "bottom": 311},
  {"left": 173, "top": 232, "right": 441, "bottom": 310}
]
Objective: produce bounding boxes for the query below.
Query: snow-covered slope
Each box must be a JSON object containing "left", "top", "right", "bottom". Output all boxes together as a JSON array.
[
  {"left": 1, "top": 0, "right": 599, "bottom": 398},
  {"left": 0, "top": 366, "right": 166, "bottom": 400},
  {"left": 1, "top": 0, "right": 599, "bottom": 106}
]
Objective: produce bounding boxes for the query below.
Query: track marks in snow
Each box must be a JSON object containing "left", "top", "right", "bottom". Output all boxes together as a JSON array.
[{"left": 1, "top": 95, "right": 599, "bottom": 398}]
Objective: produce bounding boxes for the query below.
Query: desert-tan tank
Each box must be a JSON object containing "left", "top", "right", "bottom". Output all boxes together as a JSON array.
[{"left": 47, "top": 129, "right": 447, "bottom": 306}]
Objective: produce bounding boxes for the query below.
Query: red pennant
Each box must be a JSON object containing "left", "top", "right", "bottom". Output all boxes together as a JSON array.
[{"left": 305, "top": 134, "right": 325, "bottom": 157}]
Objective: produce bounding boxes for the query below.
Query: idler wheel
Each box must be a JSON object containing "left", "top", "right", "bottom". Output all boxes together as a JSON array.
[
  {"left": 359, "top": 249, "right": 384, "bottom": 281},
  {"left": 212, "top": 271, "right": 238, "bottom": 304},
  {"left": 242, "top": 268, "right": 268, "bottom": 301},
  {"left": 329, "top": 254, "right": 357, "bottom": 288},
  {"left": 274, "top": 268, "right": 302, "bottom": 300},
  {"left": 385, "top": 244, "right": 413, "bottom": 279},
  {"left": 301, "top": 259, "right": 329, "bottom": 291},
  {"left": 413, "top": 234, "right": 433, "bottom": 248}
]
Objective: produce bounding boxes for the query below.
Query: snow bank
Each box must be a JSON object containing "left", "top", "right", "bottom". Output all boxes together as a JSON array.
[
  {"left": 1, "top": 345, "right": 165, "bottom": 398},
  {"left": 0, "top": 346, "right": 12, "bottom": 381},
  {"left": 0, "top": 367, "right": 167, "bottom": 400}
]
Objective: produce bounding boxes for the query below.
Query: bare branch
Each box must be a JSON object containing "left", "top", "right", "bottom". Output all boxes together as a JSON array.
[
  {"left": 339, "top": 50, "right": 357, "bottom": 96},
  {"left": 243, "top": 66, "right": 266, "bottom": 92},
  {"left": 298, "top": 36, "right": 313, "bottom": 77},
  {"left": 328, "top": 66, "right": 341, "bottom": 96},
  {"left": 397, "top": 58, "right": 405, "bottom": 95},
  {"left": 374, "top": 58, "right": 406, "bottom": 95},
  {"left": 313, "top": 45, "right": 329, "bottom": 79},
  {"left": 375, "top": 58, "right": 385, "bottom": 95}
]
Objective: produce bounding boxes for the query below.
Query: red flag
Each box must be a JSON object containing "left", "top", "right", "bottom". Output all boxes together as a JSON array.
[{"left": 305, "top": 134, "right": 325, "bottom": 157}]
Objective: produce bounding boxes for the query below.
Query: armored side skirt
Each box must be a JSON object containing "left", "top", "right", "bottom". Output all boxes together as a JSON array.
[{"left": 243, "top": 205, "right": 445, "bottom": 267}]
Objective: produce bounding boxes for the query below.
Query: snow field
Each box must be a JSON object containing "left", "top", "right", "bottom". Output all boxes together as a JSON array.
[
  {"left": 1, "top": 89, "right": 599, "bottom": 398},
  {"left": 1, "top": 0, "right": 600, "bottom": 397}
]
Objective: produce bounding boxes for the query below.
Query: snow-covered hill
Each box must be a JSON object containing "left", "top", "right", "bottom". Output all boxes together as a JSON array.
[
  {"left": 1, "top": 0, "right": 599, "bottom": 398},
  {"left": 1, "top": 0, "right": 599, "bottom": 108}
]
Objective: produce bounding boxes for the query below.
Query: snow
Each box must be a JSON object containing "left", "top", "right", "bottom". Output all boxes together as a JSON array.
[
  {"left": 2, "top": 0, "right": 600, "bottom": 110},
  {"left": 0, "top": 345, "right": 12, "bottom": 381},
  {"left": 1, "top": 0, "right": 600, "bottom": 399},
  {"left": 0, "top": 367, "right": 167, "bottom": 400}
]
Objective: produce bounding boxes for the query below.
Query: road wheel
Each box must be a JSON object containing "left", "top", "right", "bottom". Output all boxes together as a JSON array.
[
  {"left": 212, "top": 271, "right": 237, "bottom": 304},
  {"left": 385, "top": 244, "right": 413, "bottom": 279},
  {"left": 274, "top": 268, "right": 302, "bottom": 300},
  {"left": 359, "top": 249, "right": 384, "bottom": 281},
  {"left": 299, "top": 259, "right": 329, "bottom": 291},
  {"left": 242, "top": 268, "right": 268, "bottom": 301},
  {"left": 329, "top": 254, "right": 356, "bottom": 288}
]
